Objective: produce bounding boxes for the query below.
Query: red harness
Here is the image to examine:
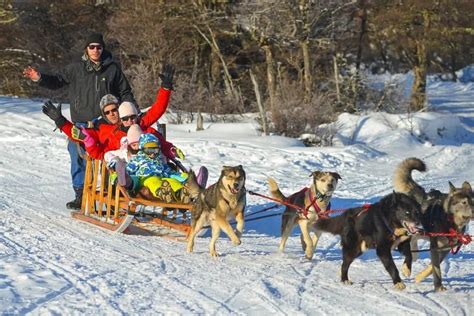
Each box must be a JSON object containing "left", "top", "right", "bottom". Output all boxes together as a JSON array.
[
  {"left": 247, "top": 188, "right": 331, "bottom": 219},
  {"left": 420, "top": 228, "right": 472, "bottom": 254}
]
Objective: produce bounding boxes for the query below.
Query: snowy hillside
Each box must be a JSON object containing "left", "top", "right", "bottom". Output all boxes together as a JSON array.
[{"left": 0, "top": 75, "right": 473, "bottom": 314}]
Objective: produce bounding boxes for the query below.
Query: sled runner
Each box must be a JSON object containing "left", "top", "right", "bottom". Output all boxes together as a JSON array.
[{"left": 71, "top": 125, "right": 193, "bottom": 238}]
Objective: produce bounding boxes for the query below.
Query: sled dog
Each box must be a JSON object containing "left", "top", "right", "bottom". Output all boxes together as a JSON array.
[
  {"left": 315, "top": 192, "right": 422, "bottom": 290},
  {"left": 393, "top": 157, "right": 473, "bottom": 291},
  {"left": 186, "top": 165, "right": 246, "bottom": 257},
  {"left": 268, "top": 171, "right": 341, "bottom": 260}
]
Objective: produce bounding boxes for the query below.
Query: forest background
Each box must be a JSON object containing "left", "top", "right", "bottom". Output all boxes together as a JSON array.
[{"left": 1, "top": 0, "right": 473, "bottom": 140}]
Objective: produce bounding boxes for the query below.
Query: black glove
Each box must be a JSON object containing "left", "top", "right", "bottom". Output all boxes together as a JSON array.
[
  {"left": 159, "top": 64, "right": 175, "bottom": 90},
  {"left": 42, "top": 100, "right": 67, "bottom": 128}
]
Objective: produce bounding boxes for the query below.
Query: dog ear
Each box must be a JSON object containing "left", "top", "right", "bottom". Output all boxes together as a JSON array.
[
  {"left": 461, "top": 181, "right": 472, "bottom": 194},
  {"left": 448, "top": 181, "right": 456, "bottom": 195},
  {"left": 238, "top": 165, "right": 246, "bottom": 179},
  {"left": 331, "top": 172, "right": 342, "bottom": 180},
  {"left": 391, "top": 191, "right": 399, "bottom": 203},
  {"left": 310, "top": 171, "right": 322, "bottom": 178}
]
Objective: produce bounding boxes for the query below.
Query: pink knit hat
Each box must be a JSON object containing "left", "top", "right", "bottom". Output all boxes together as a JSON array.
[
  {"left": 127, "top": 124, "right": 142, "bottom": 144},
  {"left": 119, "top": 101, "right": 138, "bottom": 118}
]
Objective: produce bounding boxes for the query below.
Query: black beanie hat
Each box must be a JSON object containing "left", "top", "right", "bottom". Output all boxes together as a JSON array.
[{"left": 84, "top": 32, "right": 105, "bottom": 48}]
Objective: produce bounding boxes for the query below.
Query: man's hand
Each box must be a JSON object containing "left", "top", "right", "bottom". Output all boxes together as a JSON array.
[
  {"left": 42, "top": 101, "right": 66, "bottom": 128},
  {"left": 23, "top": 66, "right": 41, "bottom": 81},
  {"left": 159, "top": 64, "right": 175, "bottom": 90}
]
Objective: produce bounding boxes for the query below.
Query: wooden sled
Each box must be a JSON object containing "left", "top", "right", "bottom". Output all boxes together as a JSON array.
[{"left": 71, "top": 129, "right": 193, "bottom": 238}]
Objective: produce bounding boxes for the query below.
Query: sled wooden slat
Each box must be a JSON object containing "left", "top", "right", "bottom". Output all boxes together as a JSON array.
[
  {"left": 105, "top": 177, "right": 113, "bottom": 219},
  {"left": 97, "top": 161, "right": 107, "bottom": 215},
  {"left": 73, "top": 124, "right": 193, "bottom": 235}
]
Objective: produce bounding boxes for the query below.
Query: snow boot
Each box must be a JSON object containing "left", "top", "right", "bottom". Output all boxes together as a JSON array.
[
  {"left": 196, "top": 166, "right": 209, "bottom": 188},
  {"left": 66, "top": 187, "right": 83, "bottom": 210},
  {"left": 155, "top": 181, "right": 174, "bottom": 203}
]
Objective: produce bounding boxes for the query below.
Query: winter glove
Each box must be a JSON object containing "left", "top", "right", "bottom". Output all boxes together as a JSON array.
[
  {"left": 170, "top": 146, "right": 185, "bottom": 160},
  {"left": 42, "top": 101, "right": 66, "bottom": 128},
  {"left": 80, "top": 127, "right": 95, "bottom": 148},
  {"left": 159, "top": 64, "right": 175, "bottom": 90},
  {"left": 71, "top": 125, "right": 86, "bottom": 141},
  {"left": 107, "top": 157, "right": 120, "bottom": 170}
]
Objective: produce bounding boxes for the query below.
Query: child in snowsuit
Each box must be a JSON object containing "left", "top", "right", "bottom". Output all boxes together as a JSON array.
[
  {"left": 126, "top": 133, "right": 190, "bottom": 203},
  {"left": 104, "top": 124, "right": 143, "bottom": 193}
]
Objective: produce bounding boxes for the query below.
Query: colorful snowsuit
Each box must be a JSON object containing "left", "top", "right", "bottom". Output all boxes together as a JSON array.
[{"left": 126, "top": 134, "right": 187, "bottom": 198}]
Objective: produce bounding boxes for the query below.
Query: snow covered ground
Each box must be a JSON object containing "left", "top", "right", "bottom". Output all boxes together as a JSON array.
[{"left": 0, "top": 75, "right": 473, "bottom": 314}]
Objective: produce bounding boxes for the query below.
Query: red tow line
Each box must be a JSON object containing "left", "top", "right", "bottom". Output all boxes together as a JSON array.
[
  {"left": 248, "top": 189, "right": 372, "bottom": 220},
  {"left": 248, "top": 189, "right": 312, "bottom": 219},
  {"left": 248, "top": 189, "right": 345, "bottom": 219},
  {"left": 421, "top": 228, "right": 472, "bottom": 254}
]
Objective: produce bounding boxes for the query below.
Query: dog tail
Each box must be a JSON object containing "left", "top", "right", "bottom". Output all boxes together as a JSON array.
[
  {"left": 186, "top": 169, "right": 203, "bottom": 199},
  {"left": 315, "top": 215, "right": 347, "bottom": 235},
  {"left": 393, "top": 157, "right": 427, "bottom": 203},
  {"left": 268, "top": 178, "right": 286, "bottom": 200}
]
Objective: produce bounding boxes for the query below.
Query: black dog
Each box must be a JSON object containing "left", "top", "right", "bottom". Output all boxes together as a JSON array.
[{"left": 315, "top": 192, "right": 421, "bottom": 290}]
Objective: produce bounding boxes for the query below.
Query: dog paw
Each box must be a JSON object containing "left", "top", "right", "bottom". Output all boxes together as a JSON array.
[
  {"left": 234, "top": 230, "right": 242, "bottom": 239},
  {"left": 186, "top": 246, "right": 193, "bottom": 253},
  {"left": 342, "top": 280, "right": 353, "bottom": 285},
  {"left": 435, "top": 286, "right": 447, "bottom": 292},
  {"left": 402, "top": 263, "right": 411, "bottom": 278},
  {"left": 232, "top": 238, "right": 241, "bottom": 246},
  {"left": 210, "top": 250, "right": 219, "bottom": 257},
  {"left": 394, "top": 282, "right": 406, "bottom": 290}
]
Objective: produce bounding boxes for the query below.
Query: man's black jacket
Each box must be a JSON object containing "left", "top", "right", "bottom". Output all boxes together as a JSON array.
[{"left": 39, "top": 50, "right": 135, "bottom": 123}]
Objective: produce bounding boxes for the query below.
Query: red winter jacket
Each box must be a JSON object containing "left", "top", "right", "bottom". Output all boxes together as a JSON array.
[{"left": 60, "top": 87, "right": 175, "bottom": 159}]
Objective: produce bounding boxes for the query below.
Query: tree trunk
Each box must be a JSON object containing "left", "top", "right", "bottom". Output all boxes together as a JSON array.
[
  {"left": 409, "top": 11, "right": 430, "bottom": 112},
  {"left": 263, "top": 45, "right": 276, "bottom": 117},
  {"left": 355, "top": 5, "right": 367, "bottom": 71},
  {"left": 333, "top": 55, "right": 341, "bottom": 104},
  {"left": 196, "top": 111, "right": 204, "bottom": 131},
  {"left": 249, "top": 69, "right": 268, "bottom": 136},
  {"left": 194, "top": 25, "right": 238, "bottom": 100},
  {"left": 301, "top": 40, "right": 312, "bottom": 104},
  {"left": 410, "top": 56, "right": 427, "bottom": 112}
]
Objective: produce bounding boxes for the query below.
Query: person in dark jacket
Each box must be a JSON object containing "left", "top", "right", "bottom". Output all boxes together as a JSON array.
[{"left": 23, "top": 32, "right": 136, "bottom": 210}]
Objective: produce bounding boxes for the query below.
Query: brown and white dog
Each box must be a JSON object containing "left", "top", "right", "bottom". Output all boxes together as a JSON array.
[
  {"left": 268, "top": 171, "right": 341, "bottom": 260},
  {"left": 186, "top": 165, "right": 246, "bottom": 257}
]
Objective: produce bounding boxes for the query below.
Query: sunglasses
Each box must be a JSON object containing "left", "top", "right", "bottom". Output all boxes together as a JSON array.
[
  {"left": 143, "top": 147, "right": 160, "bottom": 155},
  {"left": 104, "top": 108, "right": 118, "bottom": 115},
  {"left": 121, "top": 114, "right": 137, "bottom": 122},
  {"left": 88, "top": 44, "right": 103, "bottom": 50}
]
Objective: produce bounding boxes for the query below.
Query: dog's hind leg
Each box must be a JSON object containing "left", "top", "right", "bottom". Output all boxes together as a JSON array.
[
  {"left": 341, "top": 248, "right": 357, "bottom": 285},
  {"left": 429, "top": 238, "right": 450, "bottom": 291},
  {"left": 279, "top": 213, "right": 293, "bottom": 253},
  {"left": 186, "top": 215, "right": 207, "bottom": 253},
  {"left": 215, "top": 216, "right": 241, "bottom": 245},
  {"left": 209, "top": 221, "right": 221, "bottom": 257},
  {"left": 299, "top": 221, "right": 314, "bottom": 260}
]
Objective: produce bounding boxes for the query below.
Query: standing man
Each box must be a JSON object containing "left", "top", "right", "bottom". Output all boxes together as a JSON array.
[{"left": 23, "top": 32, "right": 136, "bottom": 210}]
